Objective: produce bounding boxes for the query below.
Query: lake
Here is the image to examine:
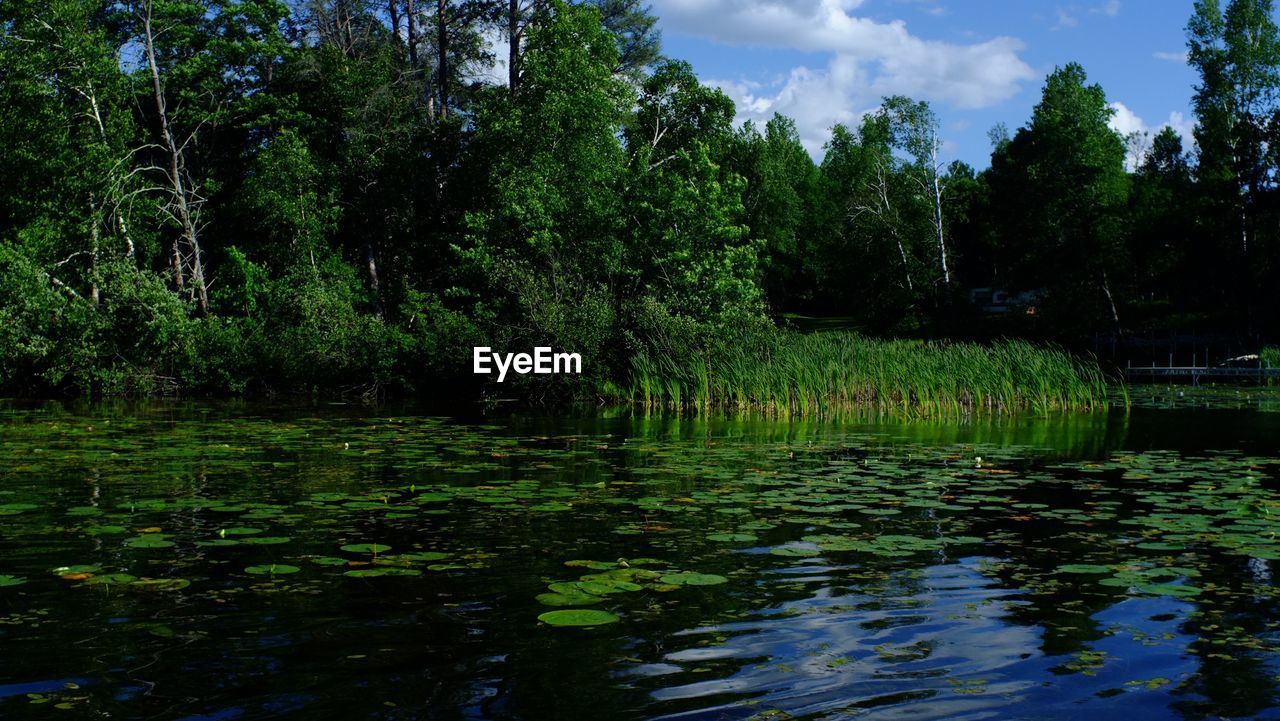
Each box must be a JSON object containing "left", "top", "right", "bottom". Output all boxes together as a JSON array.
[{"left": 0, "top": 391, "right": 1278, "bottom": 720}]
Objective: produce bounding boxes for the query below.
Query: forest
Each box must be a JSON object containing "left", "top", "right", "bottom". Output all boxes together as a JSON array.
[{"left": 1, "top": 0, "right": 1278, "bottom": 401}]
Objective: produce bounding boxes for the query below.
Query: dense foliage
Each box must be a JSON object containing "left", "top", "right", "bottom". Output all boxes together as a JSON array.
[{"left": 1, "top": 0, "right": 1277, "bottom": 398}]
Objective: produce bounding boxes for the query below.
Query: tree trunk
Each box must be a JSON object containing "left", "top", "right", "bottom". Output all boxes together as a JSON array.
[
  {"left": 930, "top": 144, "right": 951, "bottom": 298},
  {"left": 893, "top": 231, "right": 914, "bottom": 292},
  {"left": 365, "top": 243, "right": 384, "bottom": 319},
  {"left": 1101, "top": 268, "right": 1121, "bottom": 330},
  {"left": 389, "top": 0, "right": 401, "bottom": 46},
  {"left": 407, "top": 0, "right": 418, "bottom": 65},
  {"left": 143, "top": 1, "right": 208, "bottom": 315},
  {"left": 437, "top": 0, "right": 449, "bottom": 118},
  {"left": 508, "top": 0, "right": 520, "bottom": 95},
  {"left": 89, "top": 192, "right": 101, "bottom": 307}
]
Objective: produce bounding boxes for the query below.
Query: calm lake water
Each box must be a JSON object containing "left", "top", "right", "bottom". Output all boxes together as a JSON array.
[{"left": 1, "top": 390, "right": 1279, "bottom": 720}]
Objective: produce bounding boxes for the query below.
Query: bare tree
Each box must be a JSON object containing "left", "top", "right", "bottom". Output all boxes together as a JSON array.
[
  {"left": 141, "top": 0, "right": 209, "bottom": 314},
  {"left": 850, "top": 153, "right": 915, "bottom": 294}
]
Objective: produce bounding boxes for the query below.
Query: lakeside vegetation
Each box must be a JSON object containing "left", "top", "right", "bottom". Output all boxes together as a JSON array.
[
  {"left": 623, "top": 333, "right": 1112, "bottom": 415},
  {"left": 1, "top": 0, "right": 1278, "bottom": 405}
]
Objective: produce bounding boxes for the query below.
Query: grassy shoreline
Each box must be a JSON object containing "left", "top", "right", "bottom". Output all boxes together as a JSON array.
[{"left": 619, "top": 332, "right": 1115, "bottom": 416}]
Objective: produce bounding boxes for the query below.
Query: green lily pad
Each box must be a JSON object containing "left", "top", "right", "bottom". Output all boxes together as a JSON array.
[
  {"left": 196, "top": 539, "right": 242, "bottom": 547},
  {"left": 344, "top": 568, "right": 421, "bottom": 578},
  {"left": 536, "top": 592, "right": 604, "bottom": 607},
  {"left": 130, "top": 578, "right": 190, "bottom": 592},
  {"left": 51, "top": 565, "right": 102, "bottom": 575},
  {"left": 659, "top": 572, "right": 728, "bottom": 586},
  {"left": 245, "top": 564, "right": 300, "bottom": 576},
  {"left": 125, "top": 534, "right": 175, "bottom": 549},
  {"left": 341, "top": 544, "right": 392, "bottom": 554},
  {"left": 83, "top": 573, "right": 138, "bottom": 586},
  {"left": 707, "top": 533, "right": 758, "bottom": 543},
  {"left": 1057, "top": 564, "right": 1112, "bottom": 574},
  {"left": 0, "top": 575, "right": 27, "bottom": 587},
  {"left": 1138, "top": 583, "right": 1202, "bottom": 598},
  {"left": 241, "top": 536, "right": 291, "bottom": 545},
  {"left": 537, "top": 609, "right": 620, "bottom": 626},
  {"left": 770, "top": 546, "right": 820, "bottom": 558}
]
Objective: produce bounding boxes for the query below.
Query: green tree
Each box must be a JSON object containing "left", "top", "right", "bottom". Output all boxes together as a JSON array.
[
  {"left": 730, "top": 115, "right": 820, "bottom": 309},
  {"left": 623, "top": 60, "right": 759, "bottom": 321},
  {"left": 1188, "top": 0, "right": 1280, "bottom": 256},
  {"left": 880, "top": 96, "right": 955, "bottom": 299},
  {"left": 987, "top": 63, "right": 1129, "bottom": 332},
  {"left": 458, "top": 0, "right": 631, "bottom": 376}
]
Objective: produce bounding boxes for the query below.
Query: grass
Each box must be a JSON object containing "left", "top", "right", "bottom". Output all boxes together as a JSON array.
[{"left": 621, "top": 331, "right": 1115, "bottom": 416}]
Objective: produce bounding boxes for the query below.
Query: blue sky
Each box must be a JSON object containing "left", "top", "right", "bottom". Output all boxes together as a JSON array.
[{"left": 649, "top": 0, "right": 1202, "bottom": 167}]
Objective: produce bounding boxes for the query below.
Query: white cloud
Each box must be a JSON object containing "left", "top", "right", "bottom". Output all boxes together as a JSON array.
[
  {"left": 1108, "top": 101, "right": 1147, "bottom": 137},
  {"left": 651, "top": 0, "right": 1035, "bottom": 156},
  {"left": 1053, "top": 1, "right": 1119, "bottom": 30},
  {"left": 1108, "top": 101, "right": 1196, "bottom": 168},
  {"left": 1153, "top": 50, "right": 1188, "bottom": 63},
  {"left": 1091, "top": 0, "right": 1121, "bottom": 16}
]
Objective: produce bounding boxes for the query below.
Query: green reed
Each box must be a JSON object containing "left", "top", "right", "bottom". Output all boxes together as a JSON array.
[{"left": 623, "top": 332, "right": 1115, "bottom": 416}]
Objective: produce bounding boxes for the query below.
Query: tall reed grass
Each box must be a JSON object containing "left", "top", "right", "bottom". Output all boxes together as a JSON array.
[{"left": 622, "top": 332, "right": 1115, "bottom": 415}]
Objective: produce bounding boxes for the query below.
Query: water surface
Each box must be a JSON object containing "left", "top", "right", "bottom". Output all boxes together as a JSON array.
[{"left": 0, "top": 393, "right": 1278, "bottom": 720}]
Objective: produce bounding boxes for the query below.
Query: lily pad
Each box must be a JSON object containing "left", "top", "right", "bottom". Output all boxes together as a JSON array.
[
  {"left": 1139, "top": 583, "right": 1202, "bottom": 598},
  {"left": 659, "top": 572, "right": 728, "bottom": 586},
  {"left": 769, "top": 546, "right": 820, "bottom": 558},
  {"left": 344, "top": 568, "right": 421, "bottom": 578},
  {"left": 536, "top": 591, "right": 604, "bottom": 607},
  {"left": 130, "top": 578, "right": 190, "bottom": 592},
  {"left": 83, "top": 573, "right": 138, "bottom": 586},
  {"left": 125, "top": 534, "right": 175, "bottom": 549},
  {"left": 1057, "top": 564, "right": 1112, "bottom": 574},
  {"left": 707, "top": 533, "right": 758, "bottom": 543},
  {"left": 245, "top": 564, "right": 300, "bottom": 576},
  {"left": 537, "top": 609, "right": 620, "bottom": 626},
  {"left": 241, "top": 536, "right": 291, "bottom": 545},
  {"left": 341, "top": 543, "right": 392, "bottom": 554}
]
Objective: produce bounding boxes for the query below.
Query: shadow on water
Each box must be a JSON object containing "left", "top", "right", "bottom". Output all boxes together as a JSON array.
[{"left": 0, "top": 391, "right": 1277, "bottom": 720}]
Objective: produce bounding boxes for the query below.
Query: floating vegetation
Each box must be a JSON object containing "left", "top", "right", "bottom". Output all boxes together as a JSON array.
[
  {"left": 537, "top": 609, "right": 621, "bottom": 627},
  {"left": 341, "top": 544, "right": 392, "bottom": 555},
  {"left": 245, "top": 564, "right": 301, "bottom": 576},
  {"left": 0, "top": 404, "right": 1278, "bottom": 720}
]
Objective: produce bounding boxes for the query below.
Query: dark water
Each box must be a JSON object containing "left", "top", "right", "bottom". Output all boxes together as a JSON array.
[{"left": 0, "top": 392, "right": 1278, "bottom": 720}]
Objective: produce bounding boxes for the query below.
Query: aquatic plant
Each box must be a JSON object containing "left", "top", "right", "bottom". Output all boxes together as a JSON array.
[{"left": 623, "top": 332, "right": 1114, "bottom": 415}]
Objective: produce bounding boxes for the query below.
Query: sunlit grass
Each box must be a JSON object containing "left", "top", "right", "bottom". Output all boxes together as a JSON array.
[{"left": 622, "top": 332, "right": 1116, "bottom": 416}]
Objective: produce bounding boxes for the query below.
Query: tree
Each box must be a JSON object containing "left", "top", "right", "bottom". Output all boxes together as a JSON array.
[
  {"left": 0, "top": 0, "right": 143, "bottom": 305},
  {"left": 1130, "top": 127, "right": 1196, "bottom": 310},
  {"left": 986, "top": 63, "right": 1129, "bottom": 331},
  {"left": 458, "top": 0, "right": 631, "bottom": 371},
  {"left": 1188, "top": 0, "right": 1280, "bottom": 256},
  {"left": 731, "top": 115, "right": 820, "bottom": 309},
  {"left": 623, "top": 60, "right": 758, "bottom": 320},
  {"left": 584, "top": 0, "right": 661, "bottom": 79},
  {"left": 115, "top": 0, "right": 291, "bottom": 315},
  {"left": 881, "top": 96, "right": 954, "bottom": 298}
]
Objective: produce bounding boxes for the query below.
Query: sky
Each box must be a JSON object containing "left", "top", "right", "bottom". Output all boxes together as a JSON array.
[{"left": 648, "top": 0, "right": 1203, "bottom": 168}]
